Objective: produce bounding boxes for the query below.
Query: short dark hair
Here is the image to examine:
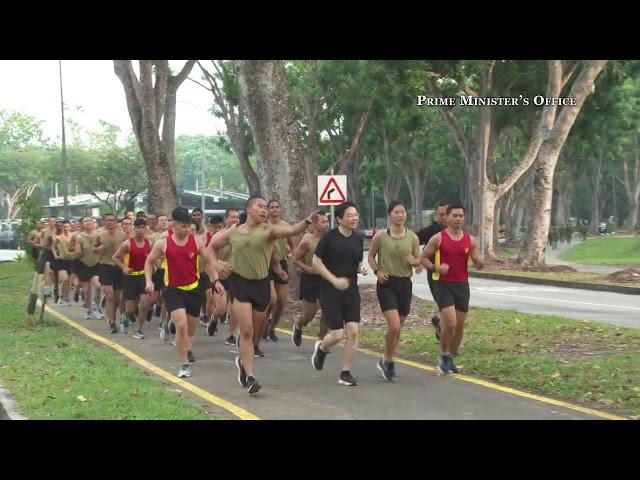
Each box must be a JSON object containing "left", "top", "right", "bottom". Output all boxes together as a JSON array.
[
  {"left": 136, "top": 211, "right": 146, "bottom": 218},
  {"left": 436, "top": 201, "right": 449, "bottom": 209},
  {"left": 335, "top": 201, "right": 357, "bottom": 220},
  {"left": 191, "top": 207, "right": 203, "bottom": 215},
  {"left": 104, "top": 212, "right": 117, "bottom": 220},
  {"left": 245, "top": 194, "right": 265, "bottom": 210},
  {"left": 387, "top": 200, "right": 407, "bottom": 215},
  {"left": 134, "top": 218, "right": 147, "bottom": 228},
  {"left": 267, "top": 199, "right": 281, "bottom": 208},
  {"left": 208, "top": 215, "right": 224, "bottom": 224},
  {"left": 157, "top": 214, "right": 167, "bottom": 220},
  {"left": 446, "top": 204, "right": 465, "bottom": 215},
  {"left": 172, "top": 206, "right": 191, "bottom": 224},
  {"left": 224, "top": 208, "right": 239, "bottom": 217},
  {"left": 62, "top": 219, "right": 70, "bottom": 225}
]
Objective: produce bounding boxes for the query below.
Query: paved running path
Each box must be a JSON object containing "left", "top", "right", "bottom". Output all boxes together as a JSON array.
[{"left": 46, "top": 302, "right": 614, "bottom": 420}]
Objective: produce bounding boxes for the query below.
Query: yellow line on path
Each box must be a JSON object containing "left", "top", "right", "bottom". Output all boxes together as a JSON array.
[
  {"left": 46, "top": 306, "right": 260, "bottom": 420},
  {"left": 276, "top": 327, "right": 626, "bottom": 420}
]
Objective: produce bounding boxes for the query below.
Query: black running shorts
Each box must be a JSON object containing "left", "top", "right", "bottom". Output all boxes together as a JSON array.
[
  {"left": 152, "top": 268, "right": 165, "bottom": 292},
  {"left": 376, "top": 276, "right": 412, "bottom": 317},
  {"left": 123, "top": 274, "right": 147, "bottom": 300},
  {"left": 76, "top": 261, "right": 99, "bottom": 283},
  {"left": 98, "top": 264, "right": 124, "bottom": 289},
  {"left": 299, "top": 272, "right": 321, "bottom": 303},
  {"left": 228, "top": 272, "right": 270, "bottom": 312},
  {"left": 163, "top": 286, "right": 202, "bottom": 318},
  {"left": 319, "top": 283, "right": 360, "bottom": 331},
  {"left": 433, "top": 281, "right": 470, "bottom": 313},
  {"left": 199, "top": 271, "right": 213, "bottom": 293},
  {"left": 269, "top": 260, "right": 289, "bottom": 285},
  {"left": 51, "top": 259, "right": 73, "bottom": 273}
]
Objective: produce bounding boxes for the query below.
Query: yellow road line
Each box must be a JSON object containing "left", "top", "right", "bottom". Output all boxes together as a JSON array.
[
  {"left": 46, "top": 306, "right": 260, "bottom": 420},
  {"left": 276, "top": 327, "right": 626, "bottom": 420}
]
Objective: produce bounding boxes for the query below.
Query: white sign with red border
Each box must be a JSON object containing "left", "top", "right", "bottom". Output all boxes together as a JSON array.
[{"left": 317, "top": 175, "right": 347, "bottom": 206}]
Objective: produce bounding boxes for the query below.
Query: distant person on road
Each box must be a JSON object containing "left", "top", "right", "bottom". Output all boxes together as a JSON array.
[
  {"left": 416, "top": 201, "right": 448, "bottom": 341},
  {"left": 421, "top": 204, "right": 484, "bottom": 375},
  {"left": 368, "top": 200, "right": 421, "bottom": 382}
]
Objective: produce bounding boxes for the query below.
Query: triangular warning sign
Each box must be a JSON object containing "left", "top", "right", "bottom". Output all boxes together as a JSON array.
[{"left": 319, "top": 177, "right": 346, "bottom": 204}]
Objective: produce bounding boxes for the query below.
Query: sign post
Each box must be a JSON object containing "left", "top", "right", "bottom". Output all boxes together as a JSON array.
[{"left": 318, "top": 169, "right": 347, "bottom": 229}]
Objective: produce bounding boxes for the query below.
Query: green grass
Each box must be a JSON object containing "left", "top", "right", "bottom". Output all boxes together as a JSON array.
[
  {"left": 0, "top": 260, "right": 214, "bottom": 419},
  {"left": 284, "top": 292, "right": 640, "bottom": 418},
  {"left": 560, "top": 237, "right": 640, "bottom": 265},
  {"left": 479, "top": 270, "right": 640, "bottom": 289},
  {"left": 495, "top": 246, "right": 520, "bottom": 259}
]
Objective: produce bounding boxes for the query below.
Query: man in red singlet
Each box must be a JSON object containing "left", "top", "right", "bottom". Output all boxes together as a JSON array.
[{"left": 420, "top": 204, "right": 484, "bottom": 375}]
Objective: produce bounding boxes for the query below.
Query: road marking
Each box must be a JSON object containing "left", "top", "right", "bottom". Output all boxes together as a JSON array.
[
  {"left": 275, "top": 329, "right": 627, "bottom": 421},
  {"left": 474, "top": 291, "right": 640, "bottom": 311},
  {"left": 45, "top": 306, "right": 260, "bottom": 420}
]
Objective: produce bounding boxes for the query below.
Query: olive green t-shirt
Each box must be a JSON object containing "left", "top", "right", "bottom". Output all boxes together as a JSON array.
[
  {"left": 98, "top": 230, "right": 128, "bottom": 266},
  {"left": 376, "top": 229, "right": 417, "bottom": 278},
  {"left": 229, "top": 225, "right": 271, "bottom": 280},
  {"left": 78, "top": 232, "right": 100, "bottom": 267},
  {"left": 303, "top": 235, "right": 320, "bottom": 267},
  {"left": 56, "top": 235, "right": 75, "bottom": 260}
]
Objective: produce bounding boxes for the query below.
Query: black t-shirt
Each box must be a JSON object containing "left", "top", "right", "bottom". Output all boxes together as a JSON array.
[
  {"left": 416, "top": 221, "right": 443, "bottom": 246},
  {"left": 314, "top": 227, "right": 363, "bottom": 285}
]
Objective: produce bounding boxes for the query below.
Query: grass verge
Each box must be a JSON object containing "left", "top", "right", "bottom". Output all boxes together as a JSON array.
[
  {"left": 559, "top": 237, "right": 640, "bottom": 265},
  {"left": 0, "top": 260, "right": 213, "bottom": 419}
]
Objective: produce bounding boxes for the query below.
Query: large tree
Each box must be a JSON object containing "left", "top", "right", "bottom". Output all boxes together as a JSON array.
[
  {"left": 113, "top": 60, "right": 195, "bottom": 214},
  {"left": 233, "top": 60, "right": 315, "bottom": 219},
  {"left": 518, "top": 60, "right": 608, "bottom": 266}
]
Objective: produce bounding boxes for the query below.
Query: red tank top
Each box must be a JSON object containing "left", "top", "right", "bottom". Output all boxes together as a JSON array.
[
  {"left": 164, "top": 233, "right": 200, "bottom": 289},
  {"left": 435, "top": 230, "right": 472, "bottom": 282},
  {"left": 206, "top": 231, "right": 213, "bottom": 247},
  {"left": 127, "top": 237, "right": 150, "bottom": 274}
]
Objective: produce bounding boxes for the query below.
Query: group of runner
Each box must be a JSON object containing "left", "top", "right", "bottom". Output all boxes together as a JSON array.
[{"left": 27, "top": 196, "right": 483, "bottom": 395}]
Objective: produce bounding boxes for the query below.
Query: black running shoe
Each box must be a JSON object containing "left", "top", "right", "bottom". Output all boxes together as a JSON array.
[
  {"left": 109, "top": 323, "right": 118, "bottom": 334},
  {"left": 207, "top": 319, "right": 218, "bottom": 336},
  {"left": 187, "top": 350, "right": 195, "bottom": 363},
  {"left": 225, "top": 335, "right": 236, "bottom": 346},
  {"left": 262, "top": 321, "right": 271, "bottom": 341},
  {"left": 448, "top": 356, "right": 460, "bottom": 374},
  {"left": 431, "top": 316, "right": 441, "bottom": 342},
  {"left": 377, "top": 359, "right": 393, "bottom": 381},
  {"left": 235, "top": 355, "right": 247, "bottom": 387},
  {"left": 437, "top": 354, "right": 452, "bottom": 375},
  {"left": 268, "top": 329, "right": 278, "bottom": 342},
  {"left": 74, "top": 289, "right": 80, "bottom": 303},
  {"left": 292, "top": 325, "right": 302, "bottom": 347},
  {"left": 246, "top": 376, "right": 261, "bottom": 395},
  {"left": 253, "top": 345, "right": 265, "bottom": 358},
  {"left": 311, "top": 340, "right": 327, "bottom": 370},
  {"left": 338, "top": 371, "right": 358, "bottom": 386}
]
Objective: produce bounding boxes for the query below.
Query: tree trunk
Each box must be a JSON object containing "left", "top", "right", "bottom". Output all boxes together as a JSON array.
[
  {"left": 114, "top": 60, "right": 195, "bottom": 215},
  {"left": 382, "top": 129, "right": 402, "bottom": 206},
  {"left": 519, "top": 60, "right": 608, "bottom": 266},
  {"left": 429, "top": 60, "right": 563, "bottom": 255},
  {"left": 589, "top": 154, "right": 604, "bottom": 234},
  {"left": 620, "top": 135, "right": 640, "bottom": 228},
  {"left": 404, "top": 157, "right": 428, "bottom": 230},
  {"left": 233, "top": 60, "right": 314, "bottom": 220}
]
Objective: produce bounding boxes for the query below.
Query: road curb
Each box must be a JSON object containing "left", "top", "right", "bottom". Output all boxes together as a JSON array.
[
  {"left": 470, "top": 271, "right": 640, "bottom": 295},
  {"left": 0, "top": 382, "right": 26, "bottom": 420}
]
